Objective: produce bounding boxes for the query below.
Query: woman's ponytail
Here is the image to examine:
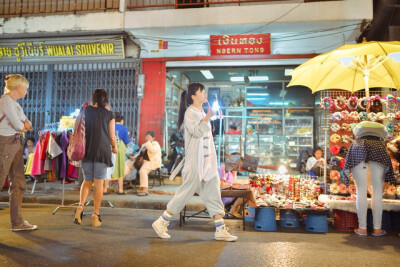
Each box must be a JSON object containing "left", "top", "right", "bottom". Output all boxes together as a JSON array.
[
  {"left": 177, "top": 90, "right": 188, "bottom": 131},
  {"left": 177, "top": 83, "right": 205, "bottom": 131}
]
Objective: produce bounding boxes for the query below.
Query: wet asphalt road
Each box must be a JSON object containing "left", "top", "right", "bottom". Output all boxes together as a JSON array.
[{"left": 0, "top": 203, "right": 400, "bottom": 267}]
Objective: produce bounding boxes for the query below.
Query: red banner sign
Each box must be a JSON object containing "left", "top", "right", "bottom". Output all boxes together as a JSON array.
[{"left": 210, "top": 33, "right": 270, "bottom": 56}]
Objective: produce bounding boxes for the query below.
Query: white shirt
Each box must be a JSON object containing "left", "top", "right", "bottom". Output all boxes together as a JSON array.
[
  {"left": 0, "top": 95, "right": 27, "bottom": 136},
  {"left": 306, "top": 157, "right": 325, "bottom": 171}
]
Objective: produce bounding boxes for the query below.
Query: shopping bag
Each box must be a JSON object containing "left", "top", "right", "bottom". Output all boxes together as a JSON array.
[{"left": 67, "top": 101, "right": 89, "bottom": 161}]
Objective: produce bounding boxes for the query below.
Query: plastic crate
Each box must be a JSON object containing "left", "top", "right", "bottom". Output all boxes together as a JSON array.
[
  {"left": 333, "top": 209, "right": 358, "bottom": 232},
  {"left": 279, "top": 209, "right": 300, "bottom": 228},
  {"left": 305, "top": 214, "right": 328, "bottom": 233},
  {"left": 245, "top": 205, "right": 255, "bottom": 222},
  {"left": 254, "top": 207, "right": 277, "bottom": 231}
]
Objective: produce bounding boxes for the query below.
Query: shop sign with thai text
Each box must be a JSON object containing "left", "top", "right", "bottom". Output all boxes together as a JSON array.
[
  {"left": 210, "top": 33, "right": 271, "bottom": 56},
  {"left": 0, "top": 35, "right": 125, "bottom": 63}
]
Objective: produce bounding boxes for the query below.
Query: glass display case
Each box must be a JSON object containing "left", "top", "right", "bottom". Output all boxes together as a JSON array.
[
  {"left": 284, "top": 116, "right": 313, "bottom": 169},
  {"left": 164, "top": 78, "right": 183, "bottom": 155},
  {"left": 221, "top": 108, "right": 313, "bottom": 168},
  {"left": 246, "top": 108, "right": 285, "bottom": 166}
]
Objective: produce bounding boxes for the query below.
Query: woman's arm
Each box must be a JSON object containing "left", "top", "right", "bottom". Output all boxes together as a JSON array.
[
  {"left": 184, "top": 109, "right": 212, "bottom": 138},
  {"left": 145, "top": 141, "right": 160, "bottom": 154},
  {"left": 109, "top": 118, "right": 117, "bottom": 154},
  {"left": 306, "top": 157, "right": 316, "bottom": 171},
  {"left": 0, "top": 97, "right": 25, "bottom": 131},
  {"left": 121, "top": 127, "right": 129, "bottom": 145}
]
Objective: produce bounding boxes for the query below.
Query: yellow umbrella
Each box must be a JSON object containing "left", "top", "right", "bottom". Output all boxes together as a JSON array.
[{"left": 288, "top": 39, "right": 400, "bottom": 97}]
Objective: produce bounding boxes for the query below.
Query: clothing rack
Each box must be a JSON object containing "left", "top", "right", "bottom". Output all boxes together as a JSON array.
[{"left": 41, "top": 127, "right": 78, "bottom": 215}]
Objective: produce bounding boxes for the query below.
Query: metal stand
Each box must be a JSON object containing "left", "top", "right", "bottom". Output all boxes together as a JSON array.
[
  {"left": 52, "top": 176, "right": 115, "bottom": 215},
  {"left": 52, "top": 177, "right": 78, "bottom": 215},
  {"left": 30, "top": 178, "right": 48, "bottom": 194}
]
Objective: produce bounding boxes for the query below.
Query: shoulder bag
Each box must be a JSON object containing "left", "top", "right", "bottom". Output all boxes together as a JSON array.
[{"left": 67, "top": 101, "right": 89, "bottom": 161}]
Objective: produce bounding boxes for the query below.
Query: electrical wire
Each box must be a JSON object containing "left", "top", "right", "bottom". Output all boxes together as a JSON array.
[
  {"left": 242, "top": 1, "right": 303, "bottom": 34},
  {"left": 132, "top": 22, "right": 362, "bottom": 47}
]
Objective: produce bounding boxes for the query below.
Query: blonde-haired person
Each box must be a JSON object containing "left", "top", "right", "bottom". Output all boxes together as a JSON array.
[{"left": 0, "top": 74, "right": 37, "bottom": 231}]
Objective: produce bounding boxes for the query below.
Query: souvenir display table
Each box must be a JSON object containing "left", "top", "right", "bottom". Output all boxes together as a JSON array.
[
  {"left": 319, "top": 194, "right": 400, "bottom": 213},
  {"left": 250, "top": 173, "right": 328, "bottom": 211}
]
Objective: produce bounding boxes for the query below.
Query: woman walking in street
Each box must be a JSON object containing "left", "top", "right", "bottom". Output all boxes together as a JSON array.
[
  {"left": 74, "top": 88, "right": 117, "bottom": 227},
  {"left": 152, "top": 83, "right": 237, "bottom": 241},
  {"left": 0, "top": 74, "right": 37, "bottom": 231}
]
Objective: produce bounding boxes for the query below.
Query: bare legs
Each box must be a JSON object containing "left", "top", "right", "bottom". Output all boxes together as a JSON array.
[
  {"left": 79, "top": 179, "right": 104, "bottom": 215},
  {"left": 104, "top": 178, "right": 124, "bottom": 194}
]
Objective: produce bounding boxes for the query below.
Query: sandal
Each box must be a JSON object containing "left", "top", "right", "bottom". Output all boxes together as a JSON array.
[
  {"left": 118, "top": 191, "right": 127, "bottom": 195},
  {"left": 354, "top": 228, "right": 367, "bottom": 236},
  {"left": 92, "top": 213, "right": 102, "bottom": 227},
  {"left": 372, "top": 229, "right": 387, "bottom": 237},
  {"left": 74, "top": 205, "right": 83, "bottom": 225},
  {"left": 137, "top": 191, "right": 148, "bottom": 196}
]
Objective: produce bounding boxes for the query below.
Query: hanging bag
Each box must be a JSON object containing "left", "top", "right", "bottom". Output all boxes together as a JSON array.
[
  {"left": 241, "top": 121, "right": 259, "bottom": 173},
  {"left": 67, "top": 101, "right": 89, "bottom": 161},
  {"left": 225, "top": 134, "right": 242, "bottom": 172}
]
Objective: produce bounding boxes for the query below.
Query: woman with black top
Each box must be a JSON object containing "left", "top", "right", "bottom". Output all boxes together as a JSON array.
[{"left": 74, "top": 89, "right": 117, "bottom": 227}]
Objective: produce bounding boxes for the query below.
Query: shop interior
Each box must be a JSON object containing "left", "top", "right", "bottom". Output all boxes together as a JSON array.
[{"left": 164, "top": 66, "right": 318, "bottom": 170}]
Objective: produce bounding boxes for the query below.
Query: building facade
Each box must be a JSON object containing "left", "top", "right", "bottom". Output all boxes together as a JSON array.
[{"left": 1, "top": 0, "right": 376, "bottom": 165}]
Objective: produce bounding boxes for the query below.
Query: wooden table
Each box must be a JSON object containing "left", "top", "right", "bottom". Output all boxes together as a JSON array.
[{"left": 179, "top": 189, "right": 253, "bottom": 230}]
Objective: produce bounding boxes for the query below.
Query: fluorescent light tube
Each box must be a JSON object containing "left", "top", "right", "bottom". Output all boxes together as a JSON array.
[
  {"left": 230, "top": 76, "right": 244, "bottom": 82},
  {"left": 247, "top": 93, "right": 269, "bottom": 96},
  {"left": 247, "top": 98, "right": 267, "bottom": 100},
  {"left": 200, "top": 70, "right": 214, "bottom": 79},
  {"left": 284, "top": 69, "right": 293, "bottom": 76},
  {"left": 248, "top": 76, "right": 269, "bottom": 82}
]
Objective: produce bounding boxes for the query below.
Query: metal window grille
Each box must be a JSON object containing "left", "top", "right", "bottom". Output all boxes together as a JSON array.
[{"left": 0, "top": 61, "right": 139, "bottom": 139}]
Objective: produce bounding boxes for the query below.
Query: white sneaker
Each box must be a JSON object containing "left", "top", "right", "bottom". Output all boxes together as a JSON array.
[
  {"left": 214, "top": 226, "right": 238, "bottom": 242},
  {"left": 12, "top": 220, "right": 38, "bottom": 232},
  {"left": 152, "top": 217, "right": 171, "bottom": 239}
]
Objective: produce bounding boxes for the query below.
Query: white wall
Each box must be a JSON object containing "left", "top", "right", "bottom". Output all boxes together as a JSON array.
[
  {"left": 1, "top": 12, "right": 124, "bottom": 35},
  {"left": 124, "top": 0, "right": 372, "bottom": 29},
  {"left": 0, "top": 0, "right": 372, "bottom": 58}
]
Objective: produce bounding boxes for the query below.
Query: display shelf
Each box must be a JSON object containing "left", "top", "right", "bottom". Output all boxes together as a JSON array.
[
  {"left": 221, "top": 109, "right": 313, "bottom": 168},
  {"left": 284, "top": 116, "right": 313, "bottom": 168}
]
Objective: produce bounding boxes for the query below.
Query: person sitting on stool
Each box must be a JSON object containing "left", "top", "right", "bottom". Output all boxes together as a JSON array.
[
  {"left": 306, "top": 147, "right": 326, "bottom": 177},
  {"left": 137, "top": 131, "right": 162, "bottom": 196}
]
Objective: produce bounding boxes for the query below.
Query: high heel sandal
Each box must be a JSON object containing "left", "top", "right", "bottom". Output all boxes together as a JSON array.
[
  {"left": 74, "top": 205, "right": 83, "bottom": 225},
  {"left": 92, "top": 213, "right": 102, "bottom": 227}
]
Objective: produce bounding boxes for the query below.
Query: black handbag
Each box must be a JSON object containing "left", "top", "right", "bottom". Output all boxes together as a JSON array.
[{"left": 241, "top": 122, "right": 259, "bottom": 173}]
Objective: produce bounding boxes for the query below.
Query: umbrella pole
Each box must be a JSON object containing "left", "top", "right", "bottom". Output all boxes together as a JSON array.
[
  {"left": 364, "top": 70, "right": 370, "bottom": 98},
  {"left": 323, "top": 127, "right": 328, "bottom": 194}
]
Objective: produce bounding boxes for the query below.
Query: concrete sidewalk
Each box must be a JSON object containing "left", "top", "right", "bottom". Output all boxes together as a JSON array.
[{"left": 0, "top": 178, "right": 208, "bottom": 212}]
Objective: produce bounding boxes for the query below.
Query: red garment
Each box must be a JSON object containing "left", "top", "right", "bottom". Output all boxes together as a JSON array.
[
  {"left": 339, "top": 158, "right": 346, "bottom": 168},
  {"left": 40, "top": 131, "right": 50, "bottom": 160},
  {"left": 67, "top": 164, "right": 78, "bottom": 179},
  {"left": 226, "top": 129, "right": 240, "bottom": 135}
]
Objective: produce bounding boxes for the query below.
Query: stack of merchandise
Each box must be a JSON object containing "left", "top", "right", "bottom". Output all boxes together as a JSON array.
[
  {"left": 59, "top": 116, "right": 75, "bottom": 130},
  {"left": 322, "top": 93, "right": 400, "bottom": 198},
  {"left": 249, "top": 174, "right": 329, "bottom": 211}
]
